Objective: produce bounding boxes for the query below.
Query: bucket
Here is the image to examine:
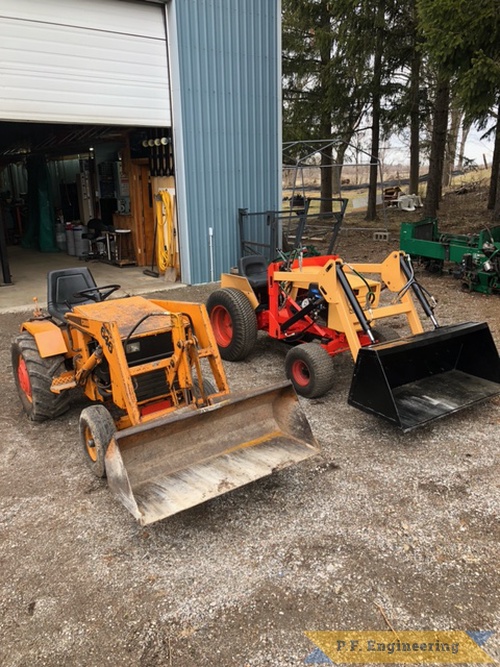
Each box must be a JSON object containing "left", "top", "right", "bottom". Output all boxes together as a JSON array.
[
  {"left": 105, "top": 381, "right": 320, "bottom": 525},
  {"left": 348, "top": 322, "right": 500, "bottom": 432},
  {"left": 65, "top": 225, "right": 76, "bottom": 256}
]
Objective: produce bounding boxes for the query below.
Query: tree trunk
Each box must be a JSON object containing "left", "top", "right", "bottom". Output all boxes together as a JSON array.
[
  {"left": 366, "top": 2, "right": 385, "bottom": 221},
  {"left": 332, "top": 163, "right": 342, "bottom": 197},
  {"left": 442, "top": 105, "right": 461, "bottom": 188},
  {"left": 457, "top": 121, "right": 471, "bottom": 171},
  {"left": 409, "top": 1, "right": 421, "bottom": 196},
  {"left": 488, "top": 102, "right": 500, "bottom": 210},
  {"left": 493, "top": 165, "right": 500, "bottom": 220},
  {"left": 332, "top": 141, "right": 350, "bottom": 195},
  {"left": 318, "top": 2, "right": 334, "bottom": 214},
  {"left": 320, "top": 142, "right": 333, "bottom": 213},
  {"left": 423, "top": 75, "right": 450, "bottom": 218}
]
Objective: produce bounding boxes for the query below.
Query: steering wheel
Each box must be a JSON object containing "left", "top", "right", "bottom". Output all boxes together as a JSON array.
[{"left": 73, "top": 284, "right": 121, "bottom": 302}]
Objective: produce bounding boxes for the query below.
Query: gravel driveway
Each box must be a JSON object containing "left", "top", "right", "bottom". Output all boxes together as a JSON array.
[{"left": 0, "top": 264, "right": 499, "bottom": 666}]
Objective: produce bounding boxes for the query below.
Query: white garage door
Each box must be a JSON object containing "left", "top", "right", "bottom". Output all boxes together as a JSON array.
[{"left": 0, "top": 0, "right": 170, "bottom": 126}]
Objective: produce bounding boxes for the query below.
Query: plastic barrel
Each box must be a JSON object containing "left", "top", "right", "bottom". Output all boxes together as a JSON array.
[
  {"left": 65, "top": 225, "right": 76, "bottom": 256},
  {"left": 55, "top": 223, "right": 67, "bottom": 252},
  {"left": 74, "top": 225, "right": 90, "bottom": 258}
]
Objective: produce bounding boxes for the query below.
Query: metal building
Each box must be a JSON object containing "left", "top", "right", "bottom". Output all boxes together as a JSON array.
[
  {"left": 0, "top": 0, "right": 281, "bottom": 285},
  {"left": 168, "top": 0, "right": 281, "bottom": 283}
]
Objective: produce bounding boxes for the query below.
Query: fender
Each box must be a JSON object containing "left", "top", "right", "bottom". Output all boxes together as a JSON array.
[
  {"left": 21, "top": 320, "right": 69, "bottom": 358},
  {"left": 220, "top": 273, "right": 259, "bottom": 310}
]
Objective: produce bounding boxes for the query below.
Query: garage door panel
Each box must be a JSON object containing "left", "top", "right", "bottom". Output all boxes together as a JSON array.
[
  {"left": 0, "top": 0, "right": 166, "bottom": 39},
  {"left": 0, "top": 1, "right": 170, "bottom": 126},
  {"left": 1, "top": 86, "right": 169, "bottom": 125},
  {"left": 2, "top": 21, "right": 168, "bottom": 74}
]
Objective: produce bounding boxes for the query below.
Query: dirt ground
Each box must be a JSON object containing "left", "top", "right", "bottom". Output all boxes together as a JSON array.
[{"left": 1, "top": 188, "right": 499, "bottom": 667}]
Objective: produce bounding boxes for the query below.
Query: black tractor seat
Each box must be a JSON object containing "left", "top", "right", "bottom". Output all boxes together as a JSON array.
[
  {"left": 47, "top": 267, "right": 101, "bottom": 322},
  {"left": 237, "top": 255, "right": 269, "bottom": 289}
]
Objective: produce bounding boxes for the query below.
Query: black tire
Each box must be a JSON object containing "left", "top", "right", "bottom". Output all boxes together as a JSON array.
[
  {"left": 11, "top": 332, "right": 70, "bottom": 422},
  {"left": 285, "top": 343, "right": 335, "bottom": 398},
  {"left": 192, "top": 377, "right": 217, "bottom": 402},
  {"left": 207, "top": 288, "right": 257, "bottom": 361},
  {"left": 79, "top": 405, "right": 116, "bottom": 478}
]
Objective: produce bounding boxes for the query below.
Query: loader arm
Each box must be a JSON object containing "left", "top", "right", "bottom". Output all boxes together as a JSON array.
[
  {"left": 153, "top": 299, "right": 230, "bottom": 394},
  {"left": 267, "top": 252, "right": 436, "bottom": 361},
  {"left": 62, "top": 297, "right": 232, "bottom": 428}
]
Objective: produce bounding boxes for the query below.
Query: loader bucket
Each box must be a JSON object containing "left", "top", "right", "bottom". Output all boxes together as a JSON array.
[
  {"left": 348, "top": 322, "right": 500, "bottom": 432},
  {"left": 104, "top": 381, "right": 319, "bottom": 525}
]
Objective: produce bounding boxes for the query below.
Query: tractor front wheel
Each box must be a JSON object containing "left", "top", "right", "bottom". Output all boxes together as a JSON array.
[
  {"left": 207, "top": 288, "right": 257, "bottom": 361},
  {"left": 191, "top": 378, "right": 217, "bottom": 404},
  {"left": 12, "top": 332, "right": 70, "bottom": 421},
  {"left": 79, "top": 405, "right": 116, "bottom": 478},
  {"left": 285, "top": 343, "right": 335, "bottom": 399}
]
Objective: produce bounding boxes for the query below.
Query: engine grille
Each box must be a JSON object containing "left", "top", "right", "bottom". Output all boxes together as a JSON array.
[{"left": 134, "top": 369, "right": 170, "bottom": 403}]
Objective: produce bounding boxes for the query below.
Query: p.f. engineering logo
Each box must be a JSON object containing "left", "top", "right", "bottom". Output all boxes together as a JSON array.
[{"left": 304, "top": 631, "right": 495, "bottom": 664}]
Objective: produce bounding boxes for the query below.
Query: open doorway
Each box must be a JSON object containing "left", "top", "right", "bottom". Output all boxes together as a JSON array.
[{"left": 0, "top": 122, "right": 179, "bottom": 287}]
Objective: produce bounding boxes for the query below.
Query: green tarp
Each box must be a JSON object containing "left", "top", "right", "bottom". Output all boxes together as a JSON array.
[{"left": 22, "top": 155, "right": 59, "bottom": 252}]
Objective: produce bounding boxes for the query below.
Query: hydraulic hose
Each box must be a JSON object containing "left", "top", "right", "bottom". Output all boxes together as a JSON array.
[{"left": 400, "top": 254, "right": 439, "bottom": 328}]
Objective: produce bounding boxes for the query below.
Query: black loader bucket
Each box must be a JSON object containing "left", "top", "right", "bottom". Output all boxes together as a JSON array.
[
  {"left": 104, "top": 381, "right": 319, "bottom": 525},
  {"left": 348, "top": 322, "right": 500, "bottom": 432}
]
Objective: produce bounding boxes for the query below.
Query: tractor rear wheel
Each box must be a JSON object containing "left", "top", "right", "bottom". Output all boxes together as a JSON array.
[
  {"left": 12, "top": 332, "right": 70, "bottom": 421},
  {"left": 79, "top": 405, "right": 116, "bottom": 478},
  {"left": 285, "top": 343, "right": 335, "bottom": 398},
  {"left": 207, "top": 288, "right": 257, "bottom": 361}
]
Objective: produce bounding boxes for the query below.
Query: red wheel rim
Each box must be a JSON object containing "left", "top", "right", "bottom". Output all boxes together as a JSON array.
[
  {"left": 291, "top": 359, "right": 310, "bottom": 387},
  {"left": 17, "top": 357, "right": 33, "bottom": 402},
  {"left": 211, "top": 306, "right": 233, "bottom": 347}
]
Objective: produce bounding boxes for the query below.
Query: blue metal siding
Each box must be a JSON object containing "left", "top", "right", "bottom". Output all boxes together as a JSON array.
[{"left": 169, "top": 0, "right": 280, "bottom": 284}]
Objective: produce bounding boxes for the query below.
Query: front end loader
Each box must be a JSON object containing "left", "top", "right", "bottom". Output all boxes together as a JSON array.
[
  {"left": 207, "top": 251, "right": 500, "bottom": 432},
  {"left": 11, "top": 268, "right": 319, "bottom": 525}
]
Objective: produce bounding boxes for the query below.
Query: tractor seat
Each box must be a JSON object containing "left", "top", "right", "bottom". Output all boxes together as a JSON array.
[
  {"left": 47, "top": 267, "right": 100, "bottom": 321},
  {"left": 237, "top": 255, "right": 268, "bottom": 289}
]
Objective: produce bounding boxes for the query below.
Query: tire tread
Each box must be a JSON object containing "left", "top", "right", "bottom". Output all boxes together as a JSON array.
[
  {"left": 12, "top": 333, "right": 70, "bottom": 421},
  {"left": 207, "top": 288, "right": 257, "bottom": 361},
  {"left": 285, "top": 343, "right": 335, "bottom": 398}
]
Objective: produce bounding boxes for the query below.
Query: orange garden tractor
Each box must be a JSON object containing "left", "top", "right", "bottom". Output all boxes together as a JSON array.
[
  {"left": 207, "top": 251, "right": 500, "bottom": 432},
  {"left": 11, "top": 268, "right": 319, "bottom": 525}
]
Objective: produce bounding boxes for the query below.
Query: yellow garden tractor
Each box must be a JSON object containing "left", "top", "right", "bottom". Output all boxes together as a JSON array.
[
  {"left": 11, "top": 268, "right": 318, "bottom": 525},
  {"left": 207, "top": 251, "right": 500, "bottom": 432}
]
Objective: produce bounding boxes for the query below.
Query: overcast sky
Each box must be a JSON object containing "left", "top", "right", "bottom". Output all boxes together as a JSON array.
[
  {"left": 377, "top": 122, "right": 495, "bottom": 170},
  {"left": 464, "top": 126, "right": 495, "bottom": 166}
]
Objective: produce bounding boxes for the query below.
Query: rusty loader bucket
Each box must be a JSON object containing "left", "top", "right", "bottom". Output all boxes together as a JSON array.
[
  {"left": 348, "top": 322, "right": 500, "bottom": 432},
  {"left": 104, "top": 381, "right": 319, "bottom": 525}
]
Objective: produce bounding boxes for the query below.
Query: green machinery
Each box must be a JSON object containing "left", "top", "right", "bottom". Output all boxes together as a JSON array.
[{"left": 400, "top": 218, "right": 500, "bottom": 295}]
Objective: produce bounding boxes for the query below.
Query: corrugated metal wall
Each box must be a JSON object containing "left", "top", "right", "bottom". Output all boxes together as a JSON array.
[{"left": 167, "top": 0, "right": 281, "bottom": 285}]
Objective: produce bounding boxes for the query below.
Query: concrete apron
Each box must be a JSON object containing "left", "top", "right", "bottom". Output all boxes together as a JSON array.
[{"left": 0, "top": 246, "right": 183, "bottom": 313}]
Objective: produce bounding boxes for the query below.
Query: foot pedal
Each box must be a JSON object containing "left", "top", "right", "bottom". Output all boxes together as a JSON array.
[
  {"left": 373, "top": 231, "right": 389, "bottom": 241},
  {"left": 51, "top": 371, "right": 77, "bottom": 393}
]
